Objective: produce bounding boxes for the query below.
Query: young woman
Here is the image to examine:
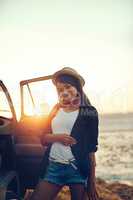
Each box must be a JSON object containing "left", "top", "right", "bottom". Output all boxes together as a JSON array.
[{"left": 30, "top": 67, "right": 99, "bottom": 200}]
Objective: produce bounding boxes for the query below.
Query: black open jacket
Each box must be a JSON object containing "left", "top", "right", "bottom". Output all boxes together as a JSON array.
[{"left": 39, "top": 105, "right": 99, "bottom": 179}]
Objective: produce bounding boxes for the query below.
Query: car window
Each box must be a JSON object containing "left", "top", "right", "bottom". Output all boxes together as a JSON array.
[
  {"left": 23, "top": 79, "right": 58, "bottom": 116},
  {"left": 0, "top": 86, "right": 13, "bottom": 118}
]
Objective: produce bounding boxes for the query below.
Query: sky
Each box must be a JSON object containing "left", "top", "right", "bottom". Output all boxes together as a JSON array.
[{"left": 0, "top": 0, "right": 133, "bottom": 114}]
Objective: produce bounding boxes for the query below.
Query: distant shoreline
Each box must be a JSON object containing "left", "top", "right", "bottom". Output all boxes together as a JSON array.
[
  {"left": 99, "top": 112, "right": 133, "bottom": 132},
  {"left": 99, "top": 129, "right": 133, "bottom": 133},
  {"left": 99, "top": 112, "right": 133, "bottom": 118}
]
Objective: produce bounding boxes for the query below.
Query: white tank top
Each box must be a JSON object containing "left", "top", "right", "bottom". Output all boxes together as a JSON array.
[{"left": 49, "top": 107, "right": 79, "bottom": 162}]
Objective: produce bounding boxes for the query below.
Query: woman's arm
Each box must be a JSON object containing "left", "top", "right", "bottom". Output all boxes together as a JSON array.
[
  {"left": 41, "top": 133, "right": 77, "bottom": 146},
  {"left": 89, "top": 152, "right": 96, "bottom": 179},
  {"left": 86, "top": 152, "right": 99, "bottom": 199}
]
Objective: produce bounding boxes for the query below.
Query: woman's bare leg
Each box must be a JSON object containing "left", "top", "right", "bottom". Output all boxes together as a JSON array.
[
  {"left": 29, "top": 181, "right": 63, "bottom": 200},
  {"left": 69, "top": 184, "right": 85, "bottom": 200}
]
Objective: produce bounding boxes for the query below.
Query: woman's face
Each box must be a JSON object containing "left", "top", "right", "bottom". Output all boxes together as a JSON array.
[{"left": 56, "top": 82, "right": 80, "bottom": 107}]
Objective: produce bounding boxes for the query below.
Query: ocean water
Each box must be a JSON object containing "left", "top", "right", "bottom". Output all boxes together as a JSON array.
[{"left": 95, "top": 113, "right": 133, "bottom": 184}]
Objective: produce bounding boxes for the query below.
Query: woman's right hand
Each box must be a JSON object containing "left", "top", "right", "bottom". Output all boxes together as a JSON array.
[
  {"left": 56, "top": 134, "right": 77, "bottom": 146},
  {"left": 42, "top": 134, "right": 77, "bottom": 146}
]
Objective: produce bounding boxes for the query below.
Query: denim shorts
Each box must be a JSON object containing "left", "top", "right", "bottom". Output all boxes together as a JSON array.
[{"left": 39, "top": 160, "right": 87, "bottom": 186}]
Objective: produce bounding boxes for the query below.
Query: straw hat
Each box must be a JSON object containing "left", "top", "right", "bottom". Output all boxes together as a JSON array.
[{"left": 52, "top": 67, "right": 85, "bottom": 87}]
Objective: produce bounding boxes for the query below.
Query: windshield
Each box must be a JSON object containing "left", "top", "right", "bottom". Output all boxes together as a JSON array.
[
  {"left": 0, "top": 86, "right": 13, "bottom": 118},
  {"left": 22, "top": 79, "right": 58, "bottom": 116}
]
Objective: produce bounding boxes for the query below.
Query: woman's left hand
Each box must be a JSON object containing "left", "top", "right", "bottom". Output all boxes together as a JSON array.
[
  {"left": 86, "top": 179, "right": 99, "bottom": 200},
  {"left": 85, "top": 153, "right": 99, "bottom": 199}
]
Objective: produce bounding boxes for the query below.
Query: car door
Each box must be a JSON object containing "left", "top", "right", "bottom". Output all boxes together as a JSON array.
[
  {"left": 0, "top": 80, "right": 17, "bottom": 171},
  {"left": 15, "top": 74, "right": 58, "bottom": 194}
]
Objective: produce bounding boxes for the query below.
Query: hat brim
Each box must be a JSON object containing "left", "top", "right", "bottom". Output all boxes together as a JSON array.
[{"left": 52, "top": 69, "right": 85, "bottom": 87}]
